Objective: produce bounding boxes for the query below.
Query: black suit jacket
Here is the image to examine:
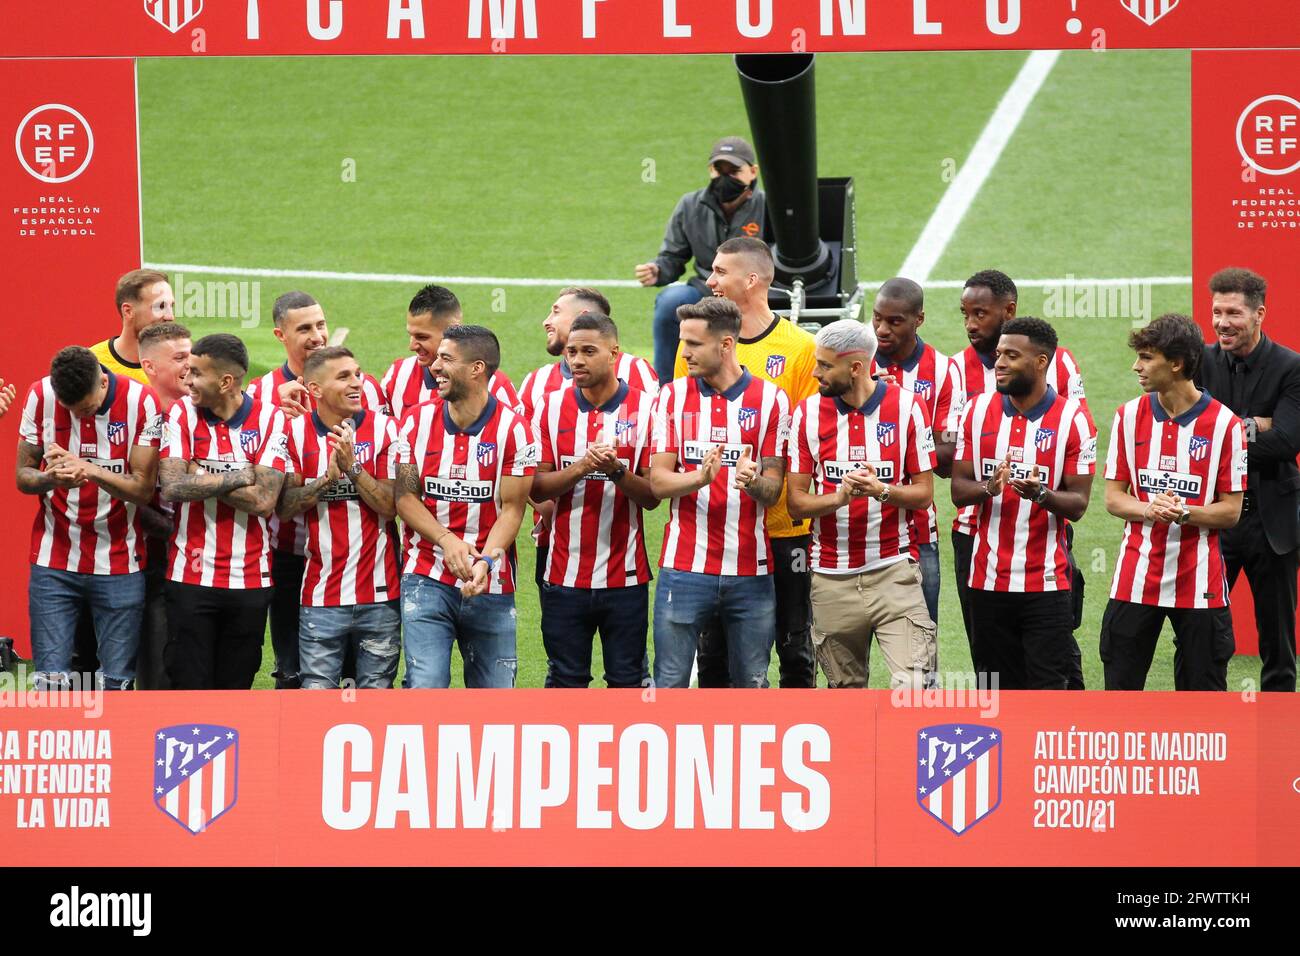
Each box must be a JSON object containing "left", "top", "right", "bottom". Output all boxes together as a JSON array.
[{"left": 1198, "top": 335, "right": 1300, "bottom": 553}]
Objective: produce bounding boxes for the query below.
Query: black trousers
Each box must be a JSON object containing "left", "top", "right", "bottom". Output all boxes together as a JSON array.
[
  {"left": 954, "top": 528, "right": 1085, "bottom": 688},
  {"left": 163, "top": 581, "right": 273, "bottom": 689},
  {"left": 1220, "top": 504, "right": 1299, "bottom": 692},
  {"left": 269, "top": 549, "right": 306, "bottom": 688},
  {"left": 698, "top": 534, "right": 815, "bottom": 688},
  {"left": 969, "top": 587, "right": 1077, "bottom": 690},
  {"left": 1100, "top": 599, "right": 1234, "bottom": 691},
  {"left": 539, "top": 581, "right": 649, "bottom": 688},
  {"left": 135, "top": 539, "right": 171, "bottom": 690}
]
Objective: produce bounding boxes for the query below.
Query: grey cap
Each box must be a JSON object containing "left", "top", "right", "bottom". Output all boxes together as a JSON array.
[{"left": 709, "top": 136, "right": 757, "bottom": 168}]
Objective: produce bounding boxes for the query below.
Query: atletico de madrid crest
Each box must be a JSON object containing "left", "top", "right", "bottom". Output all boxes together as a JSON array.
[
  {"left": 737, "top": 407, "right": 758, "bottom": 431},
  {"left": 1188, "top": 435, "right": 1209, "bottom": 461},
  {"left": 476, "top": 441, "right": 497, "bottom": 468},
  {"left": 354, "top": 440, "right": 373, "bottom": 464},
  {"left": 1120, "top": 0, "right": 1179, "bottom": 27},
  {"left": 765, "top": 354, "right": 786, "bottom": 378},
  {"left": 917, "top": 724, "right": 1002, "bottom": 835},
  {"left": 238, "top": 429, "right": 261, "bottom": 456},
  {"left": 913, "top": 379, "right": 933, "bottom": 401},
  {"left": 143, "top": 0, "right": 204, "bottom": 34},
  {"left": 1035, "top": 427, "right": 1056, "bottom": 453},
  {"left": 106, "top": 421, "right": 127, "bottom": 446},
  {"left": 154, "top": 724, "right": 239, "bottom": 835},
  {"left": 876, "top": 422, "right": 896, "bottom": 447}
]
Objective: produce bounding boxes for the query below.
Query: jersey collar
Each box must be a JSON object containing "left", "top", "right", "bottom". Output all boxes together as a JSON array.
[
  {"left": 95, "top": 368, "right": 118, "bottom": 417},
  {"left": 880, "top": 337, "right": 925, "bottom": 373},
  {"left": 200, "top": 392, "right": 254, "bottom": 428},
  {"left": 696, "top": 367, "right": 753, "bottom": 401},
  {"left": 575, "top": 380, "right": 629, "bottom": 414},
  {"left": 1001, "top": 386, "right": 1057, "bottom": 422},
  {"left": 738, "top": 313, "right": 780, "bottom": 346},
  {"left": 311, "top": 408, "right": 367, "bottom": 437},
  {"left": 558, "top": 359, "right": 573, "bottom": 381},
  {"left": 974, "top": 347, "right": 996, "bottom": 370},
  {"left": 422, "top": 362, "right": 438, "bottom": 391},
  {"left": 442, "top": 395, "right": 498, "bottom": 437},
  {"left": 1148, "top": 388, "right": 1212, "bottom": 426},
  {"left": 834, "top": 380, "right": 888, "bottom": 417}
]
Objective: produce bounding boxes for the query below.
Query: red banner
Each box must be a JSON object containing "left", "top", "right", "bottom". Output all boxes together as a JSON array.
[
  {"left": 0, "top": 59, "right": 142, "bottom": 658},
  {"left": 1192, "top": 50, "right": 1300, "bottom": 657},
  {"left": 0, "top": 689, "right": 1294, "bottom": 866},
  {"left": 2, "top": 1, "right": 1298, "bottom": 58}
]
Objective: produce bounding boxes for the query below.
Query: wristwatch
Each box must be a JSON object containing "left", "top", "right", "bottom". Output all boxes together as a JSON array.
[
  {"left": 1174, "top": 507, "right": 1191, "bottom": 525},
  {"left": 876, "top": 484, "right": 892, "bottom": 503},
  {"left": 350, "top": 461, "right": 363, "bottom": 479},
  {"left": 607, "top": 465, "right": 627, "bottom": 483},
  {"left": 1032, "top": 484, "right": 1050, "bottom": 505}
]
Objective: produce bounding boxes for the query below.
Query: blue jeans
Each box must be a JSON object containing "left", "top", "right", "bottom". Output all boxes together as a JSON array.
[
  {"left": 653, "top": 569, "right": 776, "bottom": 688},
  {"left": 299, "top": 600, "right": 401, "bottom": 689},
  {"left": 916, "top": 541, "right": 940, "bottom": 626},
  {"left": 652, "top": 283, "right": 705, "bottom": 384},
  {"left": 539, "top": 581, "right": 649, "bottom": 687},
  {"left": 28, "top": 565, "right": 144, "bottom": 690},
  {"left": 400, "top": 574, "right": 517, "bottom": 688}
]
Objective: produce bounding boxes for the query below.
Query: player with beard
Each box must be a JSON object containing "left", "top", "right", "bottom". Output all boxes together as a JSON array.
[
  {"left": 517, "top": 287, "right": 658, "bottom": 601},
  {"left": 951, "top": 318, "right": 1096, "bottom": 689},
  {"left": 787, "top": 320, "right": 938, "bottom": 688},
  {"left": 953, "top": 270, "right": 1089, "bottom": 685},
  {"left": 650, "top": 296, "right": 790, "bottom": 689},
  {"left": 90, "top": 270, "right": 176, "bottom": 384},
  {"left": 531, "top": 313, "right": 659, "bottom": 687},
  {"left": 1103, "top": 314, "right": 1245, "bottom": 690},
  {"left": 382, "top": 285, "right": 519, "bottom": 421},
  {"left": 636, "top": 137, "right": 766, "bottom": 385},
  {"left": 870, "top": 277, "right": 961, "bottom": 627},
  {"left": 159, "top": 334, "right": 290, "bottom": 689},
  {"left": 395, "top": 326, "right": 537, "bottom": 688}
]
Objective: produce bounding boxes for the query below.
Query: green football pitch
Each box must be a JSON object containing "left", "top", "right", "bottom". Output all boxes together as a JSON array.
[{"left": 135, "top": 50, "right": 1263, "bottom": 691}]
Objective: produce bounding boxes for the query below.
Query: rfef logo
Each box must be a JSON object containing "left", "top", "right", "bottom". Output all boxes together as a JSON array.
[
  {"left": 153, "top": 724, "right": 239, "bottom": 835},
  {"left": 917, "top": 724, "right": 1002, "bottom": 835},
  {"left": 14, "top": 104, "right": 94, "bottom": 184},
  {"left": 143, "top": 0, "right": 204, "bottom": 34},
  {"left": 1236, "top": 95, "right": 1300, "bottom": 177}
]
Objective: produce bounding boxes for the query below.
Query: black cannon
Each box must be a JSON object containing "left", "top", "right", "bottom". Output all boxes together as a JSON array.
[{"left": 735, "top": 53, "right": 862, "bottom": 328}]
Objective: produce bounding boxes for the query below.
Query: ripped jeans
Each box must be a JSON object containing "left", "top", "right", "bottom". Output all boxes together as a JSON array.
[
  {"left": 400, "top": 574, "right": 518, "bottom": 688},
  {"left": 299, "top": 600, "right": 402, "bottom": 689}
]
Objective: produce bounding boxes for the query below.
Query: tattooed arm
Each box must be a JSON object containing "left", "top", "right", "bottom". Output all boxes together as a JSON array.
[
  {"left": 219, "top": 465, "right": 286, "bottom": 519},
  {"left": 159, "top": 457, "right": 255, "bottom": 502}
]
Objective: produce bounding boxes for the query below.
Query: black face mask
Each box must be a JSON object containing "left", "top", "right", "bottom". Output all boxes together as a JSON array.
[{"left": 709, "top": 174, "right": 750, "bottom": 204}]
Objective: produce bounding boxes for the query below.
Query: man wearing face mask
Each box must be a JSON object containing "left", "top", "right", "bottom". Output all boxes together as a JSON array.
[{"left": 635, "top": 137, "right": 766, "bottom": 385}]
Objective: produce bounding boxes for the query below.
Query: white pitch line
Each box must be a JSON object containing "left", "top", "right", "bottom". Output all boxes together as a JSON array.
[
  {"left": 898, "top": 50, "right": 1062, "bottom": 284},
  {"left": 146, "top": 261, "right": 1192, "bottom": 291},
  {"left": 146, "top": 262, "right": 645, "bottom": 289}
]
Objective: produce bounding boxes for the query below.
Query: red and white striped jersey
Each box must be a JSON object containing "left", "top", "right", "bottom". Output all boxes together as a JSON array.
[
  {"left": 161, "top": 394, "right": 290, "bottom": 589},
  {"left": 283, "top": 410, "right": 404, "bottom": 607},
  {"left": 789, "top": 384, "right": 936, "bottom": 574},
  {"left": 1106, "top": 391, "right": 1246, "bottom": 609},
  {"left": 535, "top": 382, "right": 655, "bottom": 588},
  {"left": 651, "top": 370, "right": 790, "bottom": 576},
  {"left": 397, "top": 396, "right": 538, "bottom": 594},
  {"left": 248, "top": 361, "right": 389, "bottom": 556},
  {"left": 956, "top": 387, "right": 1096, "bottom": 593},
  {"left": 871, "top": 338, "right": 958, "bottom": 548},
  {"left": 952, "top": 345, "right": 1089, "bottom": 536},
  {"left": 517, "top": 353, "right": 659, "bottom": 420},
  {"left": 381, "top": 356, "right": 519, "bottom": 420},
  {"left": 19, "top": 372, "right": 162, "bottom": 575}
]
